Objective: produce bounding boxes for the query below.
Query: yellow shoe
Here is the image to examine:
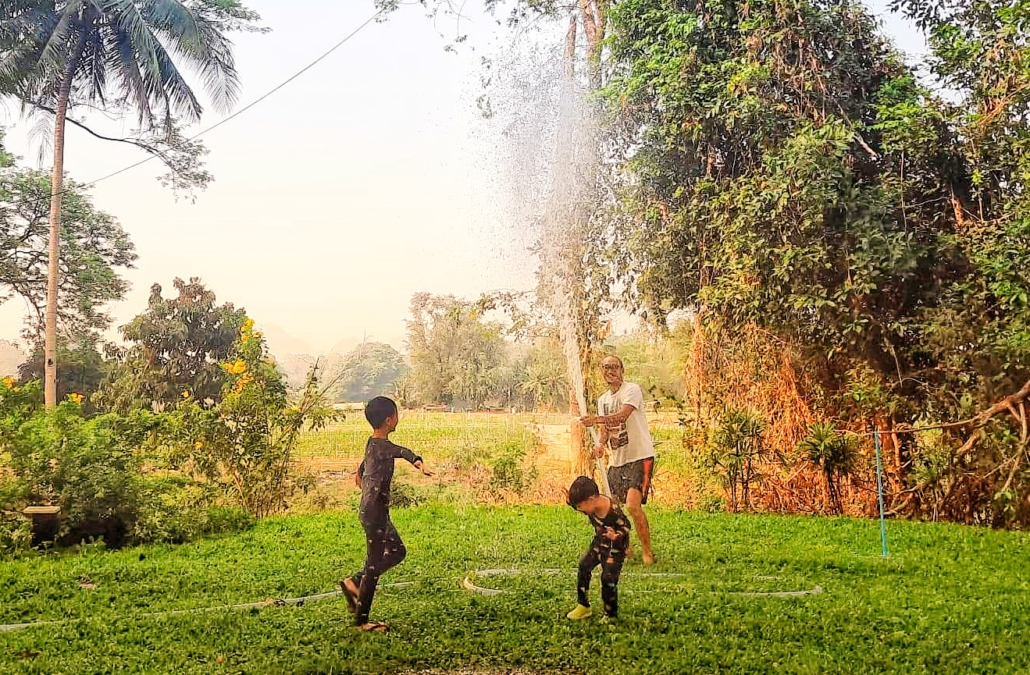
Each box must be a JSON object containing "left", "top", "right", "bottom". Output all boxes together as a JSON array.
[{"left": 566, "top": 604, "right": 593, "bottom": 620}]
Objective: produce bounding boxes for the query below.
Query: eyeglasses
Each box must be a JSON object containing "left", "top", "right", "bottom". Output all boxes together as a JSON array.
[{"left": 600, "top": 364, "right": 622, "bottom": 372}]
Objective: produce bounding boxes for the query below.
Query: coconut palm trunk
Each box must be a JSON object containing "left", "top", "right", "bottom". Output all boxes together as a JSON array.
[{"left": 44, "top": 23, "right": 87, "bottom": 408}]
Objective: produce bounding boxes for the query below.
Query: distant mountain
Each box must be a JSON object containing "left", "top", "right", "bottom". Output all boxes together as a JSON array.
[
  {"left": 274, "top": 353, "right": 318, "bottom": 390},
  {"left": 261, "top": 323, "right": 315, "bottom": 358},
  {"left": 0, "top": 340, "right": 26, "bottom": 378}
]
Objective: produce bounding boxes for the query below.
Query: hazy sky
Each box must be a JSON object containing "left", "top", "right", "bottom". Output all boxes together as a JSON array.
[{"left": 0, "top": 0, "right": 928, "bottom": 357}]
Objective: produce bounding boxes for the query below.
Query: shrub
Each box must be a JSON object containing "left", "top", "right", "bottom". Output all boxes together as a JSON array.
[
  {"left": 707, "top": 409, "right": 766, "bottom": 511},
  {"left": 132, "top": 477, "right": 253, "bottom": 544},
  {"left": 3, "top": 403, "right": 144, "bottom": 546},
  {"left": 490, "top": 441, "right": 537, "bottom": 494},
  {"left": 165, "top": 320, "right": 336, "bottom": 517},
  {"left": 0, "top": 381, "right": 254, "bottom": 552},
  {"left": 389, "top": 480, "right": 427, "bottom": 508},
  {"left": 0, "top": 507, "right": 31, "bottom": 556},
  {"left": 798, "top": 423, "right": 859, "bottom": 513}
]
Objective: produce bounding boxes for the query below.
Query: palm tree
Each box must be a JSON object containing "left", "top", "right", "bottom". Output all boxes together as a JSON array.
[{"left": 0, "top": 0, "right": 257, "bottom": 407}]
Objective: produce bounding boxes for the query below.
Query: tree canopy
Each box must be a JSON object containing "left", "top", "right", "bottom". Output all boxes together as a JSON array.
[
  {"left": 405, "top": 293, "right": 510, "bottom": 408},
  {"left": 0, "top": 0, "right": 264, "bottom": 195},
  {"left": 97, "top": 278, "right": 246, "bottom": 412},
  {"left": 330, "top": 341, "right": 407, "bottom": 403},
  {"left": 0, "top": 130, "right": 136, "bottom": 336}
]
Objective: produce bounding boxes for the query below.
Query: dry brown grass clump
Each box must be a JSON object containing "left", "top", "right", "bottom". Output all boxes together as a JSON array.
[{"left": 683, "top": 319, "right": 880, "bottom": 516}]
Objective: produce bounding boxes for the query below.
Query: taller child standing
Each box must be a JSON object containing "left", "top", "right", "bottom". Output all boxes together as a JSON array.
[{"left": 341, "top": 396, "right": 431, "bottom": 632}]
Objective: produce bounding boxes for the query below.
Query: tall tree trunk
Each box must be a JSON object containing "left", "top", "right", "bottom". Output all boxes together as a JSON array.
[
  {"left": 578, "top": 0, "right": 605, "bottom": 88},
  {"left": 44, "top": 26, "right": 86, "bottom": 408}
]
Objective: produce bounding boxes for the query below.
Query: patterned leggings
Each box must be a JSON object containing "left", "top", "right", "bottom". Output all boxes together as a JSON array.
[
  {"left": 349, "top": 518, "right": 407, "bottom": 625},
  {"left": 577, "top": 540, "right": 625, "bottom": 617}
]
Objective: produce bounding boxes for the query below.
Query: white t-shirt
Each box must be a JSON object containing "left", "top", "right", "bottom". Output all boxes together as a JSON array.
[{"left": 597, "top": 382, "right": 655, "bottom": 468}]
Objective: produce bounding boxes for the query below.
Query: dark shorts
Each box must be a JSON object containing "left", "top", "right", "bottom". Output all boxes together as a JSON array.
[{"left": 607, "top": 458, "right": 654, "bottom": 505}]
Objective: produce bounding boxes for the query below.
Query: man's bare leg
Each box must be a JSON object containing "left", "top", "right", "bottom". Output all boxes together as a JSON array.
[{"left": 625, "top": 488, "right": 654, "bottom": 565}]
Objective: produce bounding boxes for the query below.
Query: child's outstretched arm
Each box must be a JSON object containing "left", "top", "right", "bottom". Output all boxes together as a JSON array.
[{"left": 393, "top": 444, "right": 433, "bottom": 476}]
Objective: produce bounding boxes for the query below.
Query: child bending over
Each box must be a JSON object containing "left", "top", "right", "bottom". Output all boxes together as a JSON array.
[{"left": 565, "top": 475, "right": 631, "bottom": 620}]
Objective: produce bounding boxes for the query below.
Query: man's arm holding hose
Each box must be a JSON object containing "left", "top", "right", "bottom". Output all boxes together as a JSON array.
[
  {"left": 580, "top": 403, "right": 636, "bottom": 430},
  {"left": 593, "top": 422, "right": 609, "bottom": 458}
]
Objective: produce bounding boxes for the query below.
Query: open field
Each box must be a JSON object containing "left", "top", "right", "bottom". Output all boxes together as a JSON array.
[
  {"left": 293, "top": 411, "right": 692, "bottom": 510},
  {"left": 2, "top": 507, "right": 1029, "bottom": 674}
]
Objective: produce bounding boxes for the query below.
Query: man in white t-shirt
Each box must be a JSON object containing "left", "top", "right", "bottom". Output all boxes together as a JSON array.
[{"left": 580, "top": 356, "right": 655, "bottom": 565}]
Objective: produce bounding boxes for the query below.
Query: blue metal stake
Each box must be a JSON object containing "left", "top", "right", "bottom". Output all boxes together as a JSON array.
[{"left": 873, "top": 430, "right": 889, "bottom": 558}]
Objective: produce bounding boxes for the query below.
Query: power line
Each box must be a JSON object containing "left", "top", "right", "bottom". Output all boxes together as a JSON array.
[{"left": 2, "top": 6, "right": 387, "bottom": 209}]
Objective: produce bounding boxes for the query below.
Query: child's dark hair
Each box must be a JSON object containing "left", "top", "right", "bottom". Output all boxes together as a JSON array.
[
  {"left": 365, "top": 396, "right": 398, "bottom": 429},
  {"left": 567, "top": 475, "right": 600, "bottom": 507}
]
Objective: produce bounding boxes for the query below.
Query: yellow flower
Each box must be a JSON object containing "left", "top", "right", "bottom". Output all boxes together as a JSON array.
[
  {"left": 194, "top": 440, "right": 204, "bottom": 451},
  {"left": 241, "top": 318, "right": 255, "bottom": 334},
  {"left": 232, "top": 374, "right": 254, "bottom": 394},
  {"left": 68, "top": 393, "right": 85, "bottom": 405},
  {"left": 1, "top": 376, "right": 15, "bottom": 389},
  {"left": 181, "top": 390, "right": 191, "bottom": 400},
  {"left": 222, "top": 359, "right": 247, "bottom": 375}
]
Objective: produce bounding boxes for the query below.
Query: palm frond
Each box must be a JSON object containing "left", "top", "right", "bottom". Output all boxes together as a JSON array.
[
  {"left": 147, "top": 0, "right": 239, "bottom": 114},
  {"left": 103, "top": 0, "right": 202, "bottom": 124},
  {"left": 77, "top": 22, "right": 108, "bottom": 108},
  {"left": 27, "top": 109, "right": 54, "bottom": 167},
  {"left": 104, "top": 23, "right": 151, "bottom": 121}
]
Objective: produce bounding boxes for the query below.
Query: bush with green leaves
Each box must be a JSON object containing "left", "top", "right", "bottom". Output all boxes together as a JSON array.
[
  {"left": 488, "top": 440, "right": 538, "bottom": 496},
  {"left": 1, "top": 395, "right": 140, "bottom": 543},
  {"left": 164, "top": 319, "right": 335, "bottom": 518},
  {"left": 798, "top": 423, "right": 859, "bottom": 513},
  {"left": 132, "top": 476, "right": 254, "bottom": 545},
  {"left": 0, "top": 371, "right": 264, "bottom": 554},
  {"left": 707, "top": 409, "right": 766, "bottom": 511}
]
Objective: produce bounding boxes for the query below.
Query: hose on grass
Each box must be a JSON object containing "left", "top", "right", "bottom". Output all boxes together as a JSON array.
[{"left": 1, "top": 569, "right": 824, "bottom": 634}]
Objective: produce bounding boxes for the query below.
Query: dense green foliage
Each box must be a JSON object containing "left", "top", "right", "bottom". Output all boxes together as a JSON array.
[
  {"left": 1, "top": 508, "right": 1028, "bottom": 673},
  {"left": 330, "top": 341, "right": 407, "bottom": 403},
  {"left": 0, "top": 379, "right": 253, "bottom": 552},
  {"left": 0, "top": 133, "right": 136, "bottom": 336},
  {"left": 97, "top": 278, "right": 247, "bottom": 412},
  {"left": 597, "top": 0, "right": 1030, "bottom": 526},
  {"left": 405, "top": 293, "right": 515, "bottom": 408},
  {"left": 1, "top": 299, "right": 332, "bottom": 552},
  {"left": 602, "top": 0, "right": 954, "bottom": 375},
  {"left": 18, "top": 335, "right": 112, "bottom": 408},
  {"left": 165, "top": 319, "right": 336, "bottom": 517}
]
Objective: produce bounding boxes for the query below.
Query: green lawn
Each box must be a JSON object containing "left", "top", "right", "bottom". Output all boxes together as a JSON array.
[{"left": 2, "top": 507, "right": 1029, "bottom": 674}]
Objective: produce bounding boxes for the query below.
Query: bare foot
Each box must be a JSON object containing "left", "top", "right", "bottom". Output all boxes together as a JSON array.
[
  {"left": 357, "top": 621, "right": 388, "bottom": 632},
  {"left": 340, "top": 579, "right": 359, "bottom": 614}
]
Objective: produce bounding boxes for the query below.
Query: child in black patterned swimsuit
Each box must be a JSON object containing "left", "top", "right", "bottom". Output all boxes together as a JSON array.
[
  {"left": 565, "top": 475, "right": 632, "bottom": 620},
  {"left": 340, "top": 396, "right": 431, "bottom": 632}
]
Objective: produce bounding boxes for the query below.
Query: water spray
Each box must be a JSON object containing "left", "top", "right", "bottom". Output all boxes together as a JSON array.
[{"left": 559, "top": 305, "right": 612, "bottom": 496}]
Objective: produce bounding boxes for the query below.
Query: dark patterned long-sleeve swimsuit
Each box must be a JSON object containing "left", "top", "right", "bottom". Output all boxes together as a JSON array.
[
  {"left": 577, "top": 501, "right": 632, "bottom": 617},
  {"left": 349, "top": 438, "right": 422, "bottom": 625},
  {"left": 587, "top": 503, "right": 632, "bottom": 562},
  {"left": 357, "top": 438, "right": 421, "bottom": 526}
]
